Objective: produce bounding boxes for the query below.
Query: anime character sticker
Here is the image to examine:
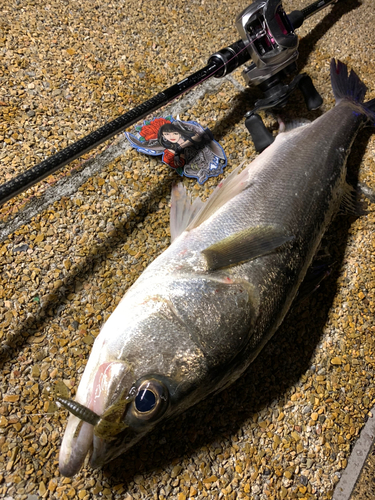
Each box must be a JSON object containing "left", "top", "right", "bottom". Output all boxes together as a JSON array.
[{"left": 125, "top": 116, "right": 227, "bottom": 184}]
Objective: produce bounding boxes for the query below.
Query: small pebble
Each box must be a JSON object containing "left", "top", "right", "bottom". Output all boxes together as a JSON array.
[{"left": 0, "top": 1, "right": 375, "bottom": 500}]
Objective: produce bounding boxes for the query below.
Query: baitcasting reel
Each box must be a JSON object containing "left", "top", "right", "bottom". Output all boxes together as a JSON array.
[{"left": 209, "top": 0, "right": 338, "bottom": 151}]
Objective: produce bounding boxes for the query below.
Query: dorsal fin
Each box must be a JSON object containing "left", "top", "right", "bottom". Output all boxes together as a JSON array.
[
  {"left": 186, "top": 164, "right": 250, "bottom": 231},
  {"left": 170, "top": 183, "right": 205, "bottom": 241}
]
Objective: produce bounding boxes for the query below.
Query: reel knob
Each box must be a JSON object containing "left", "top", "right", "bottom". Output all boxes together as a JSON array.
[
  {"left": 298, "top": 74, "right": 323, "bottom": 110},
  {"left": 245, "top": 113, "right": 275, "bottom": 153}
]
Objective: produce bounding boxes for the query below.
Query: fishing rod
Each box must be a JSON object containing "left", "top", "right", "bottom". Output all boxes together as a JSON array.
[{"left": 0, "top": 0, "right": 340, "bottom": 207}]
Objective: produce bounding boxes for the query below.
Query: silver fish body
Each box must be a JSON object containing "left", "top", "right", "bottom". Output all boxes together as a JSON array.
[{"left": 59, "top": 60, "right": 375, "bottom": 476}]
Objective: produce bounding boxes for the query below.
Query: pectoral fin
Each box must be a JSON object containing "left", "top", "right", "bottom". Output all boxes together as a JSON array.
[{"left": 202, "top": 225, "right": 293, "bottom": 271}]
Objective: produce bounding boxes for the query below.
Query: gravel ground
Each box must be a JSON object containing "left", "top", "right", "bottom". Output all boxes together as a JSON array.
[{"left": 1, "top": 0, "right": 375, "bottom": 499}]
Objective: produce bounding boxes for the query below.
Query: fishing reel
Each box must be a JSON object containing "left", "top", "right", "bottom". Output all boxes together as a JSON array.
[{"left": 209, "top": 0, "right": 336, "bottom": 151}]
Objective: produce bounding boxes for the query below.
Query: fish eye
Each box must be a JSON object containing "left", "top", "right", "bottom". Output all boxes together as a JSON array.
[
  {"left": 135, "top": 388, "right": 156, "bottom": 413},
  {"left": 131, "top": 378, "right": 169, "bottom": 422}
]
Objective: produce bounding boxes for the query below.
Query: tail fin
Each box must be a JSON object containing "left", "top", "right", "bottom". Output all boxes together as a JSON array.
[{"left": 330, "top": 59, "right": 375, "bottom": 124}]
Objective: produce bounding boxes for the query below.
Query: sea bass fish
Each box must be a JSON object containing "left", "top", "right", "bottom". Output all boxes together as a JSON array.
[{"left": 58, "top": 60, "right": 375, "bottom": 476}]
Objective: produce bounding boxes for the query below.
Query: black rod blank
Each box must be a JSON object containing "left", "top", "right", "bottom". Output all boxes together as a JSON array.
[
  {"left": 0, "top": 60, "right": 222, "bottom": 207},
  {"left": 302, "top": 0, "right": 339, "bottom": 19}
]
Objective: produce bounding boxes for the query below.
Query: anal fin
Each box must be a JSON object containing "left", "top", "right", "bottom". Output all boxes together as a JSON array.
[
  {"left": 202, "top": 225, "right": 293, "bottom": 271},
  {"left": 339, "top": 182, "right": 369, "bottom": 216}
]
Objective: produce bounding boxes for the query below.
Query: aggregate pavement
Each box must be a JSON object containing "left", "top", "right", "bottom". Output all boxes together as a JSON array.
[{"left": 0, "top": 1, "right": 375, "bottom": 499}]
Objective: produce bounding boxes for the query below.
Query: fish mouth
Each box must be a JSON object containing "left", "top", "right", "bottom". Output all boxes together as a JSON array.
[
  {"left": 59, "top": 415, "right": 94, "bottom": 477},
  {"left": 59, "top": 361, "right": 135, "bottom": 477},
  {"left": 59, "top": 417, "right": 143, "bottom": 476}
]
